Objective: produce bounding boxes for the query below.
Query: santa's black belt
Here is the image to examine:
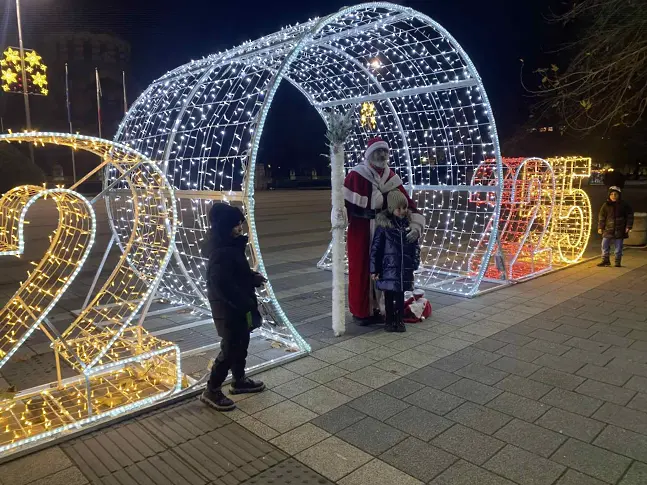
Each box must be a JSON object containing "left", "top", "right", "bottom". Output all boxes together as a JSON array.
[{"left": 349, "top": 207, "right": 379, "bottom": 219}]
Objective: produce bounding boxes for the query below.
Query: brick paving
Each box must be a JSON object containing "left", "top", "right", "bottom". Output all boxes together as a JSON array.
[{"left": 2, "top": 191, "right": 647, "bottom": 484}]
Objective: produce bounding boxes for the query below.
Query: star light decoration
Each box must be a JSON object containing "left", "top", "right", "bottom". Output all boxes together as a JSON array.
[
  {"left": 1, "top": 47, "right": 48, "bottom": 95},
  {"left": 0, "top": 133, "right": 182, "bottom": 457},
  {"left": 360, "top": 101, "right": 377, "bottom": 130},
  {"left": 113, "top": 1, "right": 504, "bottom": 302}
]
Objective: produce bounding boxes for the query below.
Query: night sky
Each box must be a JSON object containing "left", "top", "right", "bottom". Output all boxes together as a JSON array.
[{"left": 0, "top": 0, "right": 564, "bottom": 174}]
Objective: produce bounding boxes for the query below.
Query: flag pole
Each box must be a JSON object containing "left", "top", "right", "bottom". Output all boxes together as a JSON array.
[
  {"left": 95, "top": 67, "right": 102, "bottom": 138},
  {"left": 122, "top": 70, "right": 128, "bottom": 114},
  {"left": 65, "top": 63, "right": 77, "bottom": 183}
]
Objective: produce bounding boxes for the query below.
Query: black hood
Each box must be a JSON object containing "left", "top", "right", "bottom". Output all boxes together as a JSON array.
[
  {"left": 201, "top": 203, "right": 246, "bottom": 257},
  {"left": 608, "top": 186, "right": 622, "bottom": 202}
]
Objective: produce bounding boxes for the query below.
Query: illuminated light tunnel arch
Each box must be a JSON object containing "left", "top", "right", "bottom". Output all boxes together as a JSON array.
[{"left": 112, "top": 1, "right": 504, "bottom": 323}]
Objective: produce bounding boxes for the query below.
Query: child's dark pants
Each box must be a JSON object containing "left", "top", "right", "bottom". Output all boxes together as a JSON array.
[{"left": 207, "top": 303, "right": 250, "bottom": 392}]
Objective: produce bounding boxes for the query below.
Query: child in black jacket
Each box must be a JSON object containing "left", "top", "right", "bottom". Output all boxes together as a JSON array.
[
  {"left": 200, "top": 203, "right": 266, "bottom": 411},
  {"left": 370, "top": 190, "right": 421, "bottom": 333},
  {"left": 597, "top": 186, "right": 634, "bottom": 268}
]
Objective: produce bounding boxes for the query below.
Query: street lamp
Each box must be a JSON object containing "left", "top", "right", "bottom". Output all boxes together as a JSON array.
[{"left": 15, "top": 0, "right": 35, "bottom": 164}]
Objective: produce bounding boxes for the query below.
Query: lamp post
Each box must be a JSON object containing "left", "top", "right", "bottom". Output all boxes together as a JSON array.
[{"left": 15, "top": 0, "right": 35, "bottom": 164}]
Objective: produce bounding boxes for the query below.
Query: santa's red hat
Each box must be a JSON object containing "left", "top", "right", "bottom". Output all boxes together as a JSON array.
[{"left": 364, "top": 137, "right": 389, "bottom": 161}]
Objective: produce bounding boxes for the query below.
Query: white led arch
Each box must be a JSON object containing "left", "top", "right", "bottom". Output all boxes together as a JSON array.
[{"left": 110, "top": 1, "right": 504, "bottom": 349}]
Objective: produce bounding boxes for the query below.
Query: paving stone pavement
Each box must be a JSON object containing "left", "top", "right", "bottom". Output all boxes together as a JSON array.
[{"left": 2, "top": 192, "right": 647, "bottom": 484}]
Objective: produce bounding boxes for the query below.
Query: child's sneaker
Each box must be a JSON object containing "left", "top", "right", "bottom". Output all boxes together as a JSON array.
[
  {"left": 200, "top": 389, "right": 235, "bottom": 411},
  {"left": 230, "top": 378, "right": 265, "bottom": 395}
]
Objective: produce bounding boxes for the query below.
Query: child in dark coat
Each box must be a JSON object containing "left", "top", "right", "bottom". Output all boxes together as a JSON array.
[
  {"left": 370, "top": 190, "right": 421, "bottom": 333},
  {"left": 200, "top": 203, "right": 266, "bottom": 411},
  {"left": 597, "top": 186, "right": 634, "bottom": 268}
]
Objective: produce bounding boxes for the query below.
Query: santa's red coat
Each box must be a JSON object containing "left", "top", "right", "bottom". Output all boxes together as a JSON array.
[{"left": 343, "top": 163, "right": 424, "bottom": 319}]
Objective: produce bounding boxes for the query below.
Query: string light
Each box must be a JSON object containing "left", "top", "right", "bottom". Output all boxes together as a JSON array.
[
  {"left": 0, "top": 133, "right": 181, "bottom": 456},
  {"left": 1, "top": 47, "right": 48, "bottom": 95}
]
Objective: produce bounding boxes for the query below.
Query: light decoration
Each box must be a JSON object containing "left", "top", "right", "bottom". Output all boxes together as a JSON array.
[
  {"left": 114, "top": 2, "right": 503, "bottom": 300},
  {"left": 545, "top": 156, "right": 592, "bottom": 264},
  {"left": 1, "top": 47, "right": 48, "bottom": 95},
  {"left": 468, "top": 157, "right": 555, "bottom": 281},
  {"left": 360, "top": 101, "right": 377, "bottom": 130},
  {"left": 0, "top": 133, "right": 181, "bottom": 456}
]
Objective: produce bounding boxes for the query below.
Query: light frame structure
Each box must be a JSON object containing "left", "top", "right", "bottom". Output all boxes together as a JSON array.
[
  {"left": 113, "top": 1, "right": 505, "bottom": 303},
  {"left": 0, "top": 133, "right": 182, "bottom": 458}
]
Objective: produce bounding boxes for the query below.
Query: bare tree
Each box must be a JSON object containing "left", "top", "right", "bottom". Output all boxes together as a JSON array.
[{"left": 526, "top": 0, "right": 647, "bottom": 135}]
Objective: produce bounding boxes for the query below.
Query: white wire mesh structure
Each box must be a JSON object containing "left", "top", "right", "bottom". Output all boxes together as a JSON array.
[{"left": 110, "top": 1, "right": 504, "bottom": 342}]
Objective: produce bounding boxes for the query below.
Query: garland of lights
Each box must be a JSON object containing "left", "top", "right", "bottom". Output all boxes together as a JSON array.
[{"left": 0, "top": 133, "right": 181, "bottom": 456}]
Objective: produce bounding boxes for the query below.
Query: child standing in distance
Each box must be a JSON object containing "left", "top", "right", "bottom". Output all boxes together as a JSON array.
[
  {"left": 200, "top": 203, "right": 266, "bottom": 411},
  {"left": 597, "top": 186, "right": 634, "bottom": 268},
  {"left": 370, "top": 190, "right": 421, "bottom": 333}
]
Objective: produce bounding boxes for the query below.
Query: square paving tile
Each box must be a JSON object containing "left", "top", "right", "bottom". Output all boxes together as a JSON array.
[
  {"left": 345, "top": 365, "right": 400, "bottom": 389},
  {"left": 552, "top": 438, "right": 631, "bottom": 484},
  {"left": 338, "top": 458, "right": 423, "bottom": 485},
  {"left": 378, "top": 378, "right": 425, "bottom": 398},
  {"left": 283, "top": 357, "right": 330, "bottom": 376},
  {"left": 429, "top": 336, "right": 473, "bottom": 352},
  {"left": 529, "top": 367, "right": 586, "bottom": 391},
  {"left": 494, "top": 375, "right": 553, "bottom": 400},
  {"left": 270, "top": 423, "right": 331, "bottom": 455},
  {"left": 533, "top": 354, "right": 585, "bottom": 374},
  {"left": 576, "top": 363, "right": 632, "bottom": 386},
  {"left": 325, "top": 377, "right": 373, "bottom": 399},
  {"left": 430, "top": 460, "right": 516, "bottom": 485},
  {"left": 313, "top": 346, "right": 357, "bottom": 364},
  {"left": 497, "top": 344, "right": 545, "bottom": 363},
  {"left": 335, "top": 338, "right": 381, "bottom": 354},
  {"left": 337, "top": 417, "right": 408, "bottom": 455},
  {"left": 311, "top": 405, "right": 367, "bottom": 434},
  {"left": 0, "top": 447, "right": 73, "bottom": 485},
  {"left": 380, "top": 437, "right": 457, "bottom": 482},
  {"left": 535, "top": 407, "right": 605, "bottom": 443},
  {"left": 455, "top": 363, "right": 509, "bottom": 385},
  {"left": 540, "top": 388, "right": 603, "bottom": 417},
  {"left": 593, "top": 425, "right": 647, "bottom": 462},
  {"left": 273, "top": 377, "right": 320, "bottom": 399},
  {"left": 392, "top": 348, "right": 452, "bottom": 368},
  {"left": 593, "top": 402, "right": 647, "bottom": 434},
  {"left": 619, "top": 461, "right": 647, "bottom": 485},
  {"left": 433, "top": 424, "right": 505, "bottom": 465},
  {"left": 296, "top": 436, "right": 372, "bottom": 482},
  {"left": 575, "top": 379, "right": 636, "bottom": 406},
  {"left": 337, "top": 354, "right": 378, "bottom": 372},
  {"left": 372, "top": 359, "right": 417, "bottom": 378},
  {"left": 444, "top": 378, "right": 502, "bottom": 405},
  {"left": 406, "top": 366, "right": 462, "bottom": 389},
  {"left": 555, "top": 469, "right": 606, "bottom": 485},
  {"left": 525, "top": 339, "right": 571, "bottom": 356},
  {"left": 405, "top": 387, "right": 465, "bottom": 415},
  {"left": 628, "top": 393, "right": 647, "bottom": 413},
  {"left": 430, "top": 354, "right": 472, "bottom": 372},
  {"left": 306, "top": 365, "right": 350, "bottom": 384},
  {"left": 347, "top": 390, "right": 410, "bottom": 421},
  {"left": 489, "top": 356, "right": 541, "bottom": 377},
  {"left": 386, "top": 405, "right": 453, "bottom": 441},
  {"left": 253, "top": 401, "right": 318, "bottom": 433},
  {"left": 235, "top": 391, "right": 286, "bottom": 414},
  {"left": 361, "top": 346, "right": 401, "bottom": 361},
  {"left": 487, "top": 392, "right": 550, "bottom": 422},
  {"left": 494, "top": 419, "right": 566, "bottom": 458},
  {"left": 484, "top": 445, "right": 565, "bottom": 485},
  {"left": 446, "top": 402, "right": 513, "bottom": 435},
  {"left": 291, "top": 386, "right": 352, "bottom": 415},
  {"left": 454, "top": 347, "right": 501, "bottom": 365},
  {"left": 474, "top": 338, "right": 509, "bottom": 352}
]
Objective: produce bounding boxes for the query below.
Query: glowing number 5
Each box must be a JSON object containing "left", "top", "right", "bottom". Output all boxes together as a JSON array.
[{"left": 0, "top": 133, "right": 181, "bottom": 456}]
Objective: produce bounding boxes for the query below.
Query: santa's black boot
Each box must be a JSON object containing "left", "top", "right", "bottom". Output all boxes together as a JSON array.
[
  {"left": 615, "top": 256, "right": 622, "bottom": 268},
  {"left": 597, "top": 256, "right": 611, "bottom": 267}
]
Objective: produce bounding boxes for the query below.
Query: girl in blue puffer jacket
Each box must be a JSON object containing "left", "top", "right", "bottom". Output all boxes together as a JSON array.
[{"left": 370, "top": 190, "right": 421, "bottom": 333}]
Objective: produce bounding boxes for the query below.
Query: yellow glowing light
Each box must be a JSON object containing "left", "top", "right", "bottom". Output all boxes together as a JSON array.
[
  {"left": 23, "top": 50, "right": 41, "bottom": 67},
  {"left": 360, "top": 101, "right": 377, "bottom": 130},
  {"left": 3, "top": 48, "right": 20, "bottom": 64},
  {"left": 31, "top": 72, "right": 47, "bottom": 88},
  {"left": 1, "top": 70, "right": 17, "bottom": 85},
  {"left": 0, "top": 133, "right": 182, "bottom": 457}
]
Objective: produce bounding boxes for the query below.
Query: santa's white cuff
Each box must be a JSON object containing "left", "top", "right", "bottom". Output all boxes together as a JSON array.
[
  {"left": 410, "top": 211, "right": 425, "bottom": 234},
  {"left": 343, "top": 187, "right": 368, "bottom": 208}
]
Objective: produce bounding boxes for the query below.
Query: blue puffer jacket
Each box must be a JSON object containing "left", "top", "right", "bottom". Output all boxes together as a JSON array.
[{"left": 369, "top": 210, "right": 420, "bottom": 292}]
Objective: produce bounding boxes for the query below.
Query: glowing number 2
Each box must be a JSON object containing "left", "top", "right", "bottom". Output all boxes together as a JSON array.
[{"left": 0, "top": 133, "right": 182, "bottom": 456}]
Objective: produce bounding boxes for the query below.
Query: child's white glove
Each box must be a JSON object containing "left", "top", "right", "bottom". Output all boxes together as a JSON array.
[{"left": 406, "top": 228, "right": 420, "bottom": 243}]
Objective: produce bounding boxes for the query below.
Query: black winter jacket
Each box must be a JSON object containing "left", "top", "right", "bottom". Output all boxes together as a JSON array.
[
  {"left": 598, "top": 199, "right": 634, "bottom": 239},
  {"left": 202, "top": 232, "right": 263, "bottom": 333},
  {"left": 369, "top": 210, "right": 420, "bottom": 292}
]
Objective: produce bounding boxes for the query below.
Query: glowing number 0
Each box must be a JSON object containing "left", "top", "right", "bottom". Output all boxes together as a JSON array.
[{"left": 0, "top": 133, "right": 182, "bottom": 455}]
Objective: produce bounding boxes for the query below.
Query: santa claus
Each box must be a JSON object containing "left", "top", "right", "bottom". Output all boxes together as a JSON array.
[{"left": 343, "top": 137, "right": 425, "bottom": 325}]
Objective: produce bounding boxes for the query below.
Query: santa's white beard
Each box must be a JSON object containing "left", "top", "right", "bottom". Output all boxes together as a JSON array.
[{"left": 369, "top": 159, "right": 388, "bottom": 169}]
